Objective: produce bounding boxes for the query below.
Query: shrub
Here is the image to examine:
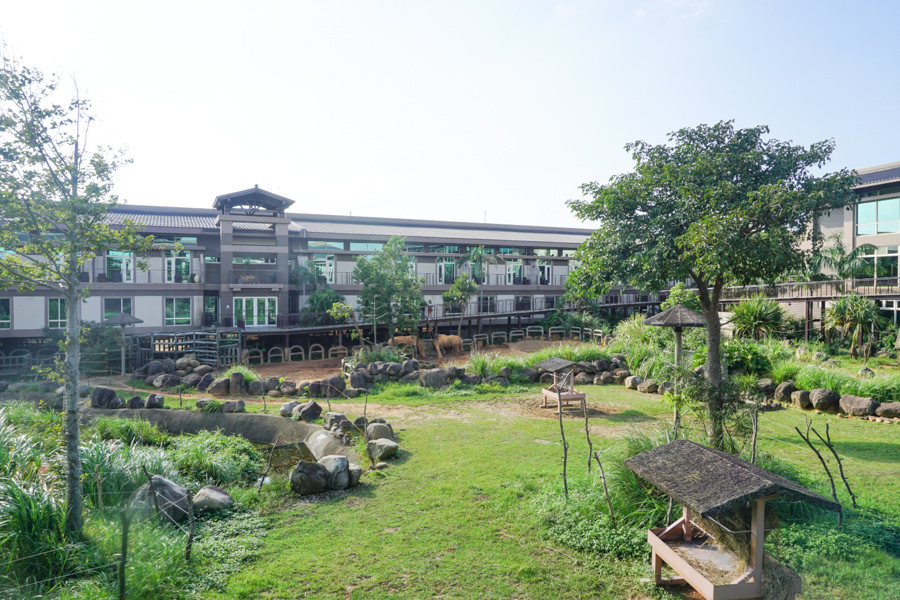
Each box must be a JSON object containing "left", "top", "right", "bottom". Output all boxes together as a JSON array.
[
  {"left": 730, "top": 295, "right": 785, "bottom": 340},
  {"left": 80, "top": 440, "right": 179, "bottom": 510},
  {"left": 0, "top": 417, "right": 43, "bottom": 481},
  {"left": 92, "top": 416, "right": 169, "bottom": 446},
  {"left": 771, "top": 360, "right": 802, "bottom": 384},
  {"left": 223, "top": 365, "right": 261, "bottom": 382},
  {"left": 200, "top": 399, "right": 224, "bottom": 414},
  {"left": 355, "top": 346, "right": 402, "bottom": 364},
  {"left": 170, "top": 430, "right": 263, "bottom": 486}
]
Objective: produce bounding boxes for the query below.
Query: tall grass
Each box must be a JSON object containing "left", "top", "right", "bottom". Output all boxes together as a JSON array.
[
  {"left": 0, "top": 417, "right": 44, "bottom": 481},
  {"left": 792, "top": 365, "right": 900, "bottom": 402},
  {"left": 170, "top": 430, "right": 263, "bottom": 486},
  {"left": 223, "top": 365, "right": 261, "bottom": 382},
  {"left": 466, "top": 344, "right": 611, "bottom": 378},
  {"left": 80, "top": 441, "right": 179, "bottom": 510},
  {"left": 91, "top": 416, "right": 169, "bottom": 446},
  {"left": 355, "top": 346, "right": 403, "bottom": 364}
]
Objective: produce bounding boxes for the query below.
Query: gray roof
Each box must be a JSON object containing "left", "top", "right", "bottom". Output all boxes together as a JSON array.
[
  {"left": 106, "top": 209, "right": 218, "bottom": 230},
  {"left": 535, "top": 357, "right": 577, "bottom": 372},
  {"left": 625, "top": 439, "right": 840, "bottom": 517},
  {"left": 644, "top": 304, "right": 707, "bottom": 329},
  {"left": 856, "top": 162, "right": 900, "bottom": 189}
]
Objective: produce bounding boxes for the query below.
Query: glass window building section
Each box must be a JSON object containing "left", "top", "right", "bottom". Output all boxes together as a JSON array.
[{"left": 857, "top": 198, "right": 900, "bottom": 236}]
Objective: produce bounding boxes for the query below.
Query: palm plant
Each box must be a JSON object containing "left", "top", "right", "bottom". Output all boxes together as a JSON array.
[
  {"left": 808, "top": 234, "right": 875, "bottom": 280},
  {"left": 457, "top": 245, "right": 504, "bottom": 315},
  {"left": 824, "top": 293, "right": 888, "bottom": 358},
  {"left": 730, "top": 295, "right": 785, "bottom": 340}
]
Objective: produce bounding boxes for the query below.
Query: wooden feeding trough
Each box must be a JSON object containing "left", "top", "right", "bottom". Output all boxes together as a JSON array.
[
  {"left": 625, "top": 439, "right": 839, "bottom": 600},
  {"left": 536, "top": 357, "right": 586, "bottom": 413}
]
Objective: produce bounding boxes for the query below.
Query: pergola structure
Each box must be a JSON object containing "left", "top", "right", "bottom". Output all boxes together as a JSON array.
[
  {"left": 536, "top": 357, "right": 586, "bottom": 413},
  {"left": 626, "top": 439, "right": 839, "bottom": 600}
]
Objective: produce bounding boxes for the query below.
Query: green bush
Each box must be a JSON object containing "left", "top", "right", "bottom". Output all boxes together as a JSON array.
[
  {"left": 170, "top": 430, "right": 264, "bottom": 486},
  {"left": 730, "top": 295, "right": 785, "bottom": 340},
  {"left": 0, "top": 417, "right": 43, "bottom": 481},
  {"left": 771, "top": 359, "right": 802, "bottom": 384},
  {"left": 355, "top": 346, "right": 402, "bottom": 364},
  {"left": 692, "top": 339, "right": 771, "bottom": 377},
  {"left": 80, "top": 440, "right": 179, "bottom": 510},
  {"left": 92, "top": 416, "right": 169, "bottom": 446},
  {"left": 200, "top": 399, "right": 224, "bottom": 414},
  {"left": 223, "top": 365, "right": 261, "bottom": 383}
]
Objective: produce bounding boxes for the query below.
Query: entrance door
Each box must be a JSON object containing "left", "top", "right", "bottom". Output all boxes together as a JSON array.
[{"left": 234, "top": 297, "right": 277, "bottom": 327}]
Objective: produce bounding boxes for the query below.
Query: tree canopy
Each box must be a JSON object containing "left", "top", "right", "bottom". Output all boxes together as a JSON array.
[
  {"left": 353, "top": 236, "right": 423, "bottom": 341},
  {"left": 0, "top": 54, "right": 151, "bottom": 537},
  {"left": 568, "top": 120, "right": 857, "bottom": 446}
]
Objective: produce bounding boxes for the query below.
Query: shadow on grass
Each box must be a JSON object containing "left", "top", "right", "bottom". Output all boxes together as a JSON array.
[
  {"left": 832, "top": 441, "right": 900, "bottom": 463},
  {"left": 602, "top": 409, "right": 658, "bottom": 423}
]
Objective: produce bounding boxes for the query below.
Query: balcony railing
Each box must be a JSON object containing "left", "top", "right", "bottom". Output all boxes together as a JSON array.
[{"left": 721, "top": 277, "right": 900, "bottom": 301}]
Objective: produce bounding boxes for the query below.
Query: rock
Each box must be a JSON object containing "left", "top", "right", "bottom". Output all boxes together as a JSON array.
[
  {"left": 484, "top": 376, "right": 509, "bottom": 386},
  {"left": 791, "top": 390, "right": 811, "bottom": 409},
  {"left": 297, "top": 400, "right": 322, "bottom": 421},
  {"left": 127, "top": 396, "right": 145, "bottom": 409},
  {"left": 614, "top": 369, "right": 631, "bottom": 379},
  {"left": 822, "top": 359, "right": 839, "bottom": 369},
  {"left": 318, "top": 455, "right": 350, "bottom": 490},
  {"left": 344, "top": 388, "right": 360, "bottom": 398},
  {"left": 37, "top": 381, "right": 57, "bottom": 393},
  {"left": 146, "top": 394, "right": 165, "bottom": 409},
  {"left": 574, "top": 372, "right": 593, "bottom": 385},
  {"left": 108, "top": 396, "right": 125, "bottom": 409},
  {"left": 367, "top": 438, "right": 399, "bottom": 461},
  {"left": 248, "top": 380, "right": 266, "bottom": 395},
  {"left": 7, "top": 383, "right": 28, "bottom": 392},
  {"left": 322, "top": 374, "right": 346, "bottom": 397},
  {"left": 385, "top": 362, "right": 403, "bottom": 377},
  {"left": 153, "top": 374, "right": 181, "bottom": 389},
  {"left": 160, "top": 358, "right": 176, "bottom": 373},
  {"left": 809, "top": 388, "right": 839, "bottom": 411},
  {"left": 193, "top": 364, "right": 214, "bottom": 377},
  {"left": 349, "top": 463, "right": 362, "bottom": 487},
  {"left": 839, "top": 394, "right": 878, "bottom": 416},
  {"left": 265, "top": 377, "right": 281, "bottom": 392},
  {"left": 280, "top": 400, "right": 300, "bottom": 417},
  {"left": 593, "top": 359, "right": 610, "bottom": 372},
  {"left": 576, "top": 361, "right": 596, "bottom": 374},
  {"left": 694, "top": 365, "right": 707, "bottom": 377},
  {"left": 375, "top": 462, "right": 389, "bottom": 470},
  {"left": 349, "top": 371, "right": 368, "bottom": 389},
  {"left": 173, "top": 369, "right": 187, "bottom": 378},
  {"left": 207, "top": 377, "right": 230, "bottom": 395},
  {"left": 222, "top": 399, "right": 245, "bottom": 413},
  {"left": 0, "top": 381, "right": 7, "bottom": 393},
  {"left": 323, "top": 412, "right": 347, "bottom": 429},
  {"left": 521, "top": 368, "right": 538, "bottom": 382},
  {"left": 174, "top": 357, "right": 191, "bottom": 371},
  {"left": 196, "top": 398, "right": 213, "bottom": 410},
  {"left": 498, "top": 366, "right": 512, "bottom": 380},
  {"left": 458, "top": 373, "right": 480, "bottom": 385},
  {"left": 229, "top": 372, "right": 246, "bottom": 395},
  {"left": 78, "top": 383, "right": 91, "bottom": 397},
  {"left": 624, "top": 375, "right": 643, "bottom": 390},
  {"left": 188, "top": 360, "right": 200, "bottom": 368},
  {"left": 279, "top": 380, "right": 297, "bottom": 395},
  {"left": 197, "top": 373, "right": 216, "bottom": 392},
  {"left": 875, "top": 402, "right": 900, "bottom": 418},
  {"left": 367, "top": 422, "right": 393, "bottom": 441},
  {"left": 401, "top": 359, "right": 419, "bottom": 373},
  {"left": 757, "top": 378, "right": 776, "bottom": 396},
  {"left": 193, "top": 485, "right": 234, "bottom": 512},
  {"left": 599, "top": 371, "right": 614, "bottom": 384},
  {"left": 637, "top": 379, "right": 658, "bottom": 393},
  {"left": 132, "top": 475, "right": 192, "bottom": 523},
  {"left": 182, "top": 373, "right": 202, "bottom": 388},
  {"left": 290, "top": 461, "right": 330, "bottom": 495},
  {"left": 307, "top": 381, "right": 322, "bottom": 397},
  {"left": 91, "top": 386, "right": 116, "bottom": 409},
  {"left": 658, "top": 381, "right": 675, "bottom": 395},
  {"left": 774, "top": 381, "right": 796, "bottom": 403},
  {"left": 857, "top": 367, "right": 875, "bottom": 378},
  {"left": 145, "top": 360, "right": 166, "bottom": 377},
  {"left": 419, "top": 368, "right": 448, "bottom": 388},
  {"left": 813, "top": 351, "right": 828, "bottom": 361}
]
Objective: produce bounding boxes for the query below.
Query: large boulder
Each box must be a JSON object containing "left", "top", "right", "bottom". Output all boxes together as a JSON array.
[
  {"left": 280, "top": 400, "right": 300, "bottom": 418},
  {"left": 296, "top": 400, "right": 322, "bottom": 421},
  {"left": 348, "top": 371, "right": 369, "bottom": 389},
  {"left": 248, "top": 380, "right": 266, "bottom": 395},
  {"left": 108, "top": 396, "right": 125, "bottom": 409},
  {"left": 153, "top": 374, "right": 181, "bottom": 389},
  {"left": 160, "top": 358, "right": 176, "bottom": 373},
  {"left": 637, "top": 379, "right": 658, "bottom": 394},
  {"left": 875, "top": 402, "right": 900, "bottom": 418},
  {"left": 182, "top": 373, "right": 202, "bottom": 388},
  {"left": 574, "top": 372, "right": 593, "bottom": 385},
  {"left": 132, "top": 475, "right": 192, "bottom": 523},
  {"left": 222, "top": 399, "right": 245, "bottom": 413},
  {"left": 774, "top": 381, "right": 796, "bottom": 403},
  {"left": 349, "top": 463, "right": 362, "bottom": 487},
  {"left": 757, "top": 378, "right": 776, "bottom": 396},
  {"left": 174, "top": 357, "right": 191, "bottom": 371},
  {"left": 207, "top": 377, "right": 230, "bottom": 396},
  {"left": 839, "top": 394, "right": 878, "bottom": 416},
  {"left": 145, "top": 394, "right": 165, "bottom": 409},
  {"left": 266, "top": 377, "right": 281, "bottom": 392},
  {"left": 323, "top": 412, "right": 347, "bottom": 429},
  {"left": 791, "top": 390, "right": 811, "bottom": 409},
  {"left": 419, "top": 368, "right": 448, "bottom": 389},
  {"left": 322, "top": 374, "right": 346, "bottom": 397},
  {"left": 385, "top": 362, "right": 403, "bottom": 377},
  {"left": 367, "top": 438, "right": 399, "bottom": 461},
  {"left": 126, "top": 396, "right": 145, "bottom": 409},
  {"left": 460, "top": 373, "right": 481, "bottom": 385},
  {"left": 290, "top": 461, "right": 330, "bottom": 495},
  {"left": 307, "top": 381, "right": 322, "bottom": 397},
  {"left": 193, "top": 485, "right": 234, "bottom": 512},
  {"left": 280, "top": 380, "right": 297, "bottom": 396},
  {"left": 318, "top": 455, "right": 350, "bottom": 490},
  {"left": 599, "top": 371, "right": 614, "bottom": 384},
  {"left": 521, "top": 368, "right": 539, "bottom": 383},
  {"left": 229, "top": 372, "right": 246, "bottom": 395},
  {"left": 401, "top": 359, "right": 418, "bottom": 373},
  {"left": 809, "top": 388, "right": 839, "bottom": 411},
  {"left": 144, "top": 360, "right": 166, "bottom": 377},
  {"left": 91, "top": 386, "right": 116, "bottom": 409},
  {"left": 197, "top": 373, "right": 216, "bottom": 392},
  {"left": 624, "top": 375, "right": 643, "bottom": 390},
  {"left": 658, "top": 381, "right": 675, "bottom": 395},
  {"left": 366, "top": 422, "right": 393, "bottom": 441},
  {"left": 193, "top": 364, "right": 214, "bottom": 377}
]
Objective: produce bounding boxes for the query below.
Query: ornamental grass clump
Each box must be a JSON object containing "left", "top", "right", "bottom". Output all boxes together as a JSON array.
[
  {"left": 223, "top": 365, "right": 261, "bottom": 382},
  {"left": 170, "top": 430, "right": 263, "bottom": 486}
]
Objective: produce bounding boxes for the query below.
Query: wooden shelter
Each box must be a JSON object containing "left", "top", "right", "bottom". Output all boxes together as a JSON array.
[
  {"left": 644, "top": 304, "right": 706, "bottom": 367},
  {"left": 536, "top": 357, "right": 585, "bottom": 413},
  {"left": 625, "top": 439, "right": 839, "bottom": 600}
]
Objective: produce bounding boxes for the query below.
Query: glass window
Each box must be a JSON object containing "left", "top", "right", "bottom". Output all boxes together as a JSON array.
[
  {"left": 438, "top": 259, "right": 455, "bottom": 285},
  {"left": 104, "top": 298, "right": 132, "bottom": 321},
  {"left": 308, "top": 240, "right": 345, "bottom": 250},
  {"left": 312, "top": 254, "right": 334, "bottom": 284},
  {"left": 533, "top": 248, "right": 558, "bottom": 256},
  {"left": 498, "top": 247, "right": 524, "bottom": 255},
  {"left": 404, "top": 243, "right": 424, "bottom": 253},
  {"left": 165, "top": 298, "right": 191, "bottom": 326},
  {"left": 106, "top": 251, "right": 134, "bottom": 283},
  {"left": 165, "top": 250, "right": 191, "bottom": 283},
  {"left": 0, "top": 299, "right": 9, "bottom": 329},
  {"left": 349, "top": 242, "right": 384, "bottom": 252},
  {"left": 233, "top": 256, "right": 276, "bottom": 265},
  {"left": 506, "top": 259, "right": 523, "bottom": 284},
  {"left": 49, "top": 298, "right": 66, "bottom": 329},
  {"left": 153, "top": 236, "right": 197, "bottom": 247},
  {"left": 204, "top": 255, "right": 220, "bottom": 263},
  {"left": 857, "top": 198, "right": 900, "bottom": 236}
]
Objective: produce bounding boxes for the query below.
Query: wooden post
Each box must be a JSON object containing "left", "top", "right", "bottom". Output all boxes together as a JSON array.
[
  {"left": 750, "top": 498, "right": 766, "bottom": 583},
  {"left": 681, "top": 506, "right": 692, "bottom": 541}
]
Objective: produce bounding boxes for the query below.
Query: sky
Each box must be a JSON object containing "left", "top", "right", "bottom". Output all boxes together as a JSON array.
[{"left": 2, "top": 0, "right": 899, "bottom": 229}]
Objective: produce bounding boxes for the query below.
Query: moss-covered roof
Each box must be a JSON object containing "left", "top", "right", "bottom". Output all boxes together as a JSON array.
[{"left": 643, "top": 304, "right": 706, "bottom": 329}]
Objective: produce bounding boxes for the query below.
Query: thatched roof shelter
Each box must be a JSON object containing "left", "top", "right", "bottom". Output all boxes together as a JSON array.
[
  {"left": 625, "top": 439, "right": 839, "bottom": 517},
  {"left": 644, "top": 304, "right": 706, "bottom": 330}
]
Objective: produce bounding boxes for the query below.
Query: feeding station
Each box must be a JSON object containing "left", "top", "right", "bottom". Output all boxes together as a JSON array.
[
  {"left": 103, "top": 313, "right": 144, "bottom": 376},
  {"left": 643, "top": 304, "right": 706, "bottom": 367},
  {"left": 625, "top": 439, "right": 839, "bottom": 600},
  {"left": 536, "top": 357, "right": 586, "bottom": 413}
]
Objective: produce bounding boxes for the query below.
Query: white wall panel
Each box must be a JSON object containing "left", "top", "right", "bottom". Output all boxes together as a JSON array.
[
  {"left": 13, "top": 296, "right": 44, "bottom": 329},
  {"left": 135, "top": 296, "right": 162, "bottom": 327}
]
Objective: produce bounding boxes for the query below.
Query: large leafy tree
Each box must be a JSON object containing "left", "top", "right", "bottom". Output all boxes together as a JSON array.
[
  {"left": 353, "top": 236, "right": 423, "bottom": 342},
  {"left": 0, "top": 54, "right": 151, "bottom": 537},
  {"left": 568, "top": 121, "right": 857, "bottom": 446}
]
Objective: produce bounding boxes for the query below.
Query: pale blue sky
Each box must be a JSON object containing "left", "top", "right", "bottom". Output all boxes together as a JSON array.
[{"left": 2, "top": 1, "right": 898, "bottom": 227}]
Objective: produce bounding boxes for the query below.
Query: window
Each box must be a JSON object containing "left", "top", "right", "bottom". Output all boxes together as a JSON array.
[
  {"left": 153, "top": 236, "right": 198, "bottom": 247},
  {"left": 104, "top": 298, "right": 132, "bottom": 321},
  {"left": 515, "top": 296, "right": 532, "bottom": 311},
  {"left": 49, "top": 298, "right": 66, "bottom": 329},
  {"left": 106, "top": 251, "right": 134, "bottom": 283},
  {"left": 506, "top": 259, "right": 523, "bottom": 284},
  {"left": 233, "top": 256, "right": 276, "bottom": 265},
  {"left": 438, "top": 258, "right": 455, "bottom": 285},
  {"left": 533, "top": 248, "right": 558, "bottom": 257},
  {"left": 165, "top": 250, "right": 191, "bottom": 283},
  {"left": 859, "top": 246, "right": 899, "bottom": 280},
  {"left": 538, "top": 259, "right": 553, "bottom": 285},
  {"left": 408, "top": 257, "right": 417, "bottom": 279},
  {"left": 309, "top": 240, "right": 345, "bottom": 251},
  {"left": 312, "top": 254, "right": 334, "bottom": 284},
  {"left": 561, "top": 249, "right": 577, "bottom": 257},
  {"left": 479, "top": 296, "right": 496, "bottom": 313},
  {"left": 498, "top": 247, "right": 524, "bottom": 256},
  {"left": 349, "top": 242, "right": 384, "bottom": 252},
  {"left": 857, "top": 198, "right": 900, "bottom": 236},
  {"left": 0, "top": 299, "right": 9, "bottom": 329},
  {"left": 165, "top": 298, "right": 191, "bottom": 326},
  {"left": 204, "top": 255, "right": 220, "bottom": 263},
  {"left": 234, "top": 297, "right": 277, "bottom": 327}
]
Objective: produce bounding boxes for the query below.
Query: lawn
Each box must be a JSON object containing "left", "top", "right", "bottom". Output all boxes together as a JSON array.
[{"left": 208, "top": 385, "right": 900, "bottom": 600}]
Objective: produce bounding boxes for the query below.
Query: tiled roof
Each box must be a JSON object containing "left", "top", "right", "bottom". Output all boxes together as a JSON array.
[
  {"left": 106, "top": 209, "right": 218, "bottom": 230},
  {"left": 856, "top": 162, "right": 900, "bottom": 188}
]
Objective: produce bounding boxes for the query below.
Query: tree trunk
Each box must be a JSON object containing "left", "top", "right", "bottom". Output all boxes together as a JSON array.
[
  {"left": 64, "top": 289, "right": 83, "bottom": 538},
  {"left": 697, "top": 278, "right": 725, "bottom": 449}
]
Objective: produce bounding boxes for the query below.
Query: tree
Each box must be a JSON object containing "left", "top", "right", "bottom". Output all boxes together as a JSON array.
[
  {"left": 808, "top": 233, "right": 876, "bottom": 280},
  {"left": 823, "top": 294, "right": 887, "bottom": 358},
  {"left": 568, "top": 120, "right": 857, "bottom": 448},
  {"left": 353, "top": 236, "right": 423, "bottom": 342},
  {"left": 300, "top": 287, "right": 345, "bottom": 325},
  {"left": 442, "top": 273, "right": 479, "bottom": 336},
  {"left": 0, "top": 54, "right": 151, "bottom": 537},
  {"left": 660, "top": 282, "right": 701, "bottom": 312}
]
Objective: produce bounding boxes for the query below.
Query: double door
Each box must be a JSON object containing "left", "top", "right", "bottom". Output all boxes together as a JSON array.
[{"left": 234, "top": 296, "right": 277, "bottom": 327}]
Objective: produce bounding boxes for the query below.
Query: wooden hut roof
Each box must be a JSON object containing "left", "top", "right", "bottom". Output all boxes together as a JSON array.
[
  {"left": 625, "top": 439, "right": 840, "bottom": 517},
  {"left": 643, "top": 304, "right": 706, "bottom": 329},
  {"left": 535, "top": 357, "right": 577, "bottom": 372}
]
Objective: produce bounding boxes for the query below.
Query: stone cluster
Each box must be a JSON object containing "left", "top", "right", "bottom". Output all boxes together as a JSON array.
[
  {"left": 760, "top": 378, "right": 900, "bottom": 423},
  {"left": 132, "top": 354, "right": 215, "bottom": 391}
]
